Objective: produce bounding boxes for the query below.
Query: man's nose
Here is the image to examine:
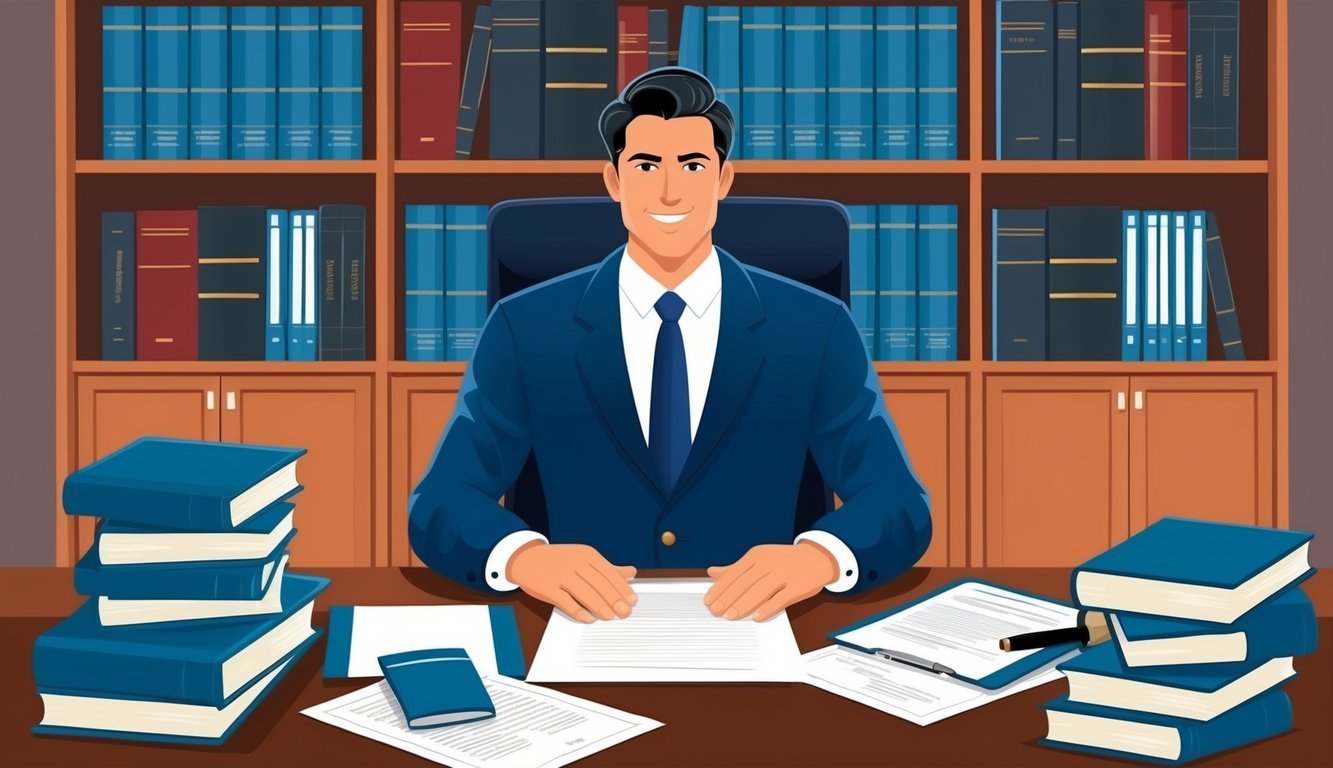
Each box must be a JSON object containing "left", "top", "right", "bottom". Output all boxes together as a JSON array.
[{"left": 659, "top": 170, "right": 681, "bottom": 207}]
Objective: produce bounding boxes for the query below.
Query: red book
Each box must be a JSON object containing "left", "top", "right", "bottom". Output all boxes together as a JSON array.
[
  {"left": 135, "top": 210, "right": 198, "bottom": 361},
  {"left": 618, "top": 6, "right": 649, "bottom": 92},
  {"left": 399, "top": 1, "right": 462, "bottom": 160},
  {"left": 1146, "top": 0, "right": 1188, "bottom": 160}
]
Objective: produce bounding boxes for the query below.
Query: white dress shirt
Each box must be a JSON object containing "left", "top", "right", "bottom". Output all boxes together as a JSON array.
[{"left": 485, "top": 245, "right": 859, "bottom": 592}]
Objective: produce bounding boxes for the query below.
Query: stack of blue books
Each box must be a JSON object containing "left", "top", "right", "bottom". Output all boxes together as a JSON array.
[
  {"left": 1042, "top": 517, "right": 1317, "bottom": 765},
  {"left": 32, "top": 437, "right": 329, "bottom": 745}
]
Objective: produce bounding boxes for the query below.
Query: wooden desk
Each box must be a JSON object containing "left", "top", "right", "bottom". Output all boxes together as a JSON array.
[{"left": 4, "top": 568, "right": 1331, "bottom": 767}]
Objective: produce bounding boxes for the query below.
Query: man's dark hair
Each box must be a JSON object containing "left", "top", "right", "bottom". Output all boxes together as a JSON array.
[{"left": 598, "top": 67, "right": 734, "bottom": 169}]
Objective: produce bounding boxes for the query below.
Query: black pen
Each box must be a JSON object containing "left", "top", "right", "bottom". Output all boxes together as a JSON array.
[
  {"left": 873, "top": 648, "right": 957, "bottom": 676},
  {"left": 999, "top": 610, "right": 1110, "bottom": 652}
]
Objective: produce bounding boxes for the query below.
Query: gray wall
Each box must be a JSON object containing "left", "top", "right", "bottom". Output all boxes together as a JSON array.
[{"left": 0, "top": 0, "right": 55, "bottom": 566}]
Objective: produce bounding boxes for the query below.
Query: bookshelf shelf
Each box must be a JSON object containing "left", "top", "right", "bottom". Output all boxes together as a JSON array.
[
  {"left": 978, "top": 361, "right": 1280, "bottom": 375},
  {"left": 388, "top": 361, "right": 468, "bottom": 375},
  {"left": 978, "top": 160, "right": 1270, "bottom": 175},
  {"left": 394, "top": 160, "right": 975, "bottom": 175},
  {"left": 71, "top": 361, "right": 381, "bottom": 375},
  {"left": 75, "top": 160, "right": 381, "bottom": 175}
]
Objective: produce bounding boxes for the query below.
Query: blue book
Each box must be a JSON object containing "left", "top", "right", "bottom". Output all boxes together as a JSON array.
[
  {"left": 380, "top": 649, "right": 496, "bottom": 729},
  {"left": 103, "top": 6, "right": 143, "bottom": 159},
  {"left": 1205, "top": 211, "right": 1245, "bottom": 360},
  {"left": 101, "top": 212, "right": 135, "bottom": 361},
  {"left": 321, "top": 6, "right": 364, "bottom": 159},
  {"left": 456, "top": 5, "right": 493, "bottom": 159},
  {"left": 1122, "top": 211, "right": 1142, "bottom": 361},
  {"left": 996, "top": 1, "right": 1054, "bottom": 159},
  {"left": 405, "top": 205, "right": 446, "bottom": 362},
  {"left": 489, "top": 0, "right": 544, "bottom": 159},
  {"left": 877, "top": 204, "right": 916, "bottom": 361},
  {"left": 847, "top": 205, "right": 876, "bottom": 360},
  {"left": 741, "top": 6, "right": 783, "bottom": 160},
  {"left": 278, "top": 6, "right": 321, "bottom": 159},
  {"left": 1188, "top": 1, "right": 1240, "bottom": 160},
  {"left": 189, "top": 7, "right": 229, "bottom": 158},
  {"left": 992, "top": 209, "right": 1047, "bottom": 361},
  {"left": 875, "top": 7, "right": 916, "bottom": 159},
  {"left": 1112, "top": 587, "right": 1318, "bottom": 668},
  {"left": 1172, "top": 211, "right": 1188, "bottom": 361},
  {"left": 445, "top": 205, "right": 488, "bottom": 361},
  {"left": 1042, "top": 690, "right": 1292, "bottom": 765},
  {"left": 62, "top": 437, "right": 305, "bottom": 531},
  {"left": 96, "top": 496, "right": 296, "bottom": 566},
  {"left": 678, "top": 6, "right": 706, "bottom": 75},
  {"left": 230, "top": 6, "right": 277, "bottom": 159},
  {"left": 706, "top": 7, "right": 742, "bottom": 159},
  {"left": 784, "top": 6, "right": 826, "bottom": 159},
  {"left": 33, "top": 575, "right": 327, "bottom": 708},
  {"left": 144, "top": 7, "right": 189, "bottom": 159},
  {"left": 918, "top": 204, "right": 958, "bottom": 360},
  {"left": 1188, "top": 210, "right": 1208, "bottom": 360},
  {"left": 917, "top": 6, "right": 958, "bottom": 159},
  {"left": 1143, "top": 212, "right": 1161, "bottom": 361},
  {"left": 1072, "top": 517, "right": 1315, "bottom": 624},
  {"left": 288, "top": 210, "right": 318, "bottom": 361},
  {"left": 74, "top": 529, "right": 296, "bottom": 600},
  {"left": 827, "top": 6, "right": 874, "bottom": 160},
  {"left": 265, "top": 209, "right": 289, "bottom": 360},
  {"left": 1157, "top": 210, "right": 1174, "bottom": 358},
  {"left": 1055, "top": 2, "right": 1079, "bottom": 158}
]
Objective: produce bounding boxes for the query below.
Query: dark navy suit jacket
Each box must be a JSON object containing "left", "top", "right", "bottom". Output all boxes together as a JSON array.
[{"left": 408, "top": 245, "right": 932, "bottom": 594}]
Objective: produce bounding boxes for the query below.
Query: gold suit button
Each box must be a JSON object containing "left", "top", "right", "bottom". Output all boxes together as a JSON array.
[{"left": 661, "top": 531, "right": 677, "bottom": 547}]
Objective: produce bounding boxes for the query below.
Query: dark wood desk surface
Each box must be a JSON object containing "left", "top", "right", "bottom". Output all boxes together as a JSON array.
[{"left": 3, "top": 567, "right": 1331, "bottom": 767}]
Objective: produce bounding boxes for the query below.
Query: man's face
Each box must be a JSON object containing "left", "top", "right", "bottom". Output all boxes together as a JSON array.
[{"left": 602, "top": 114, "right": 735, "bottom": 261}]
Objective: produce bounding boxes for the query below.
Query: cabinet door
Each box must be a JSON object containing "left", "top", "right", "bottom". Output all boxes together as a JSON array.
[
  {"left": 390, "top": 374, "right": 464, "bottom": 566},
  {"left": 881, "top": 375, "right": 968, "bottom": 567},
  {"left": 75, "top": 376, "right": 221, "bottom": 557},
  {"left": 1130, "top": 375, "right": 1274, "bottom": 530},
  {"left": 984, "top": 376, "right": 1130, "bottom": 566},
  {"left": 221, "top": 376, "right": 373, "bottom": 566}
]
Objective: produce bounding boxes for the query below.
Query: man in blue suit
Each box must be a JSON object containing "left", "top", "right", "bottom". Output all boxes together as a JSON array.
[{"left": 410, "top": 68, "right": 931, "bottom": 623}]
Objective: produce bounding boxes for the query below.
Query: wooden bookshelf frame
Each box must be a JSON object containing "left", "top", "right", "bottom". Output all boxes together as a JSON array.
[{"left": 52, "top": 0, "right": 1291, "bottom": 565}]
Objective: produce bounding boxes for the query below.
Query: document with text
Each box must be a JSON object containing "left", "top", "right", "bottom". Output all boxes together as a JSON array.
[{"left": 526, "top": 579, "right": 804, "bottom": 683}]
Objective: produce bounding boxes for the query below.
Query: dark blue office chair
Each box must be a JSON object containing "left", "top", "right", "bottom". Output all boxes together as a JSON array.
[{"left": 487, "top": 196, "right": 851, "bottom": 541}]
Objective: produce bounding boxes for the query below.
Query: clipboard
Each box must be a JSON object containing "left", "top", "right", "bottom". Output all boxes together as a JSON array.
[{"left": 828, "top": 578, "right": 1081, "bottom": 690}]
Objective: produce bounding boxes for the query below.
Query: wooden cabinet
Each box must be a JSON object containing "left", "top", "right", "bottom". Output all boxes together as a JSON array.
[{"left": 390, "top": 374, "right": 464, "bottom": 566}]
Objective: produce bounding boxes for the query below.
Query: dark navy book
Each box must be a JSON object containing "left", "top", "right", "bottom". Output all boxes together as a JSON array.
[
  {"left": 997, "top": 0, "right": 1055, "bottom": 159},
  {"left": 101, "top": 212, "right": 135, "bottom": 361},
  {"left": 1079, "top": 0, "right": 1145, "bottom": 158},
  {"left": 1055, "top": 1, "right": 1079, "bottom": 158},
  {"left": 318, "top": 204, "right": 367, "bottom": 361},
  {"left": 75, "top": 528, "right": 297, "bottom": 601},
  {"left": 543, "top": 0, "right": 616, "bottom": 158},
  {"left": 489, "top": 0, "right": 544, "bottom": 158},
  {"left": 380, "top": 648, "right": 496, "bottom": 728},
  {"left": 648, "top": 9, "right": 669, "bottom": 69},
  {"left": 199, "top": 206, "right": 267, "bottom": 361},
  {"left": 1047, "top": 206, "right": 1122, "bottom": 360},
  {"left": 992, "top": 209, "right": 1047, "bottom": 361},
  {"left": 456, "top": 4, "right": 493, "bottom": 159},
  {"left": 1188, "top": 1, "right": 1240, "bottom": 159},
  {"left": 1205, "top": 211, "right": 1245, "bottom": 359}
]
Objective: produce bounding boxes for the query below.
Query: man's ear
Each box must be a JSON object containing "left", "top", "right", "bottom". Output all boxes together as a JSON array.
[
  {"left": 602, "top": 161, "right": 621, "bottom": 202},
  {"left": 717, "top": 160, "right": 735, "bottom": 201}
]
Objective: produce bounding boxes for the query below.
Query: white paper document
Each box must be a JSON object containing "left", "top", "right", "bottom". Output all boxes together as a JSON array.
[
  {"left": 302, "top": 676, "right": 662, "bottom": 768},
  {"left": 526, "top": 578, "right": 804, "bottom": 682}
]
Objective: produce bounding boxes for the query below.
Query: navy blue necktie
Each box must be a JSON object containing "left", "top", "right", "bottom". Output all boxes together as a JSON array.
[{"left": 649, "top": 291, "right": 691, "bottom": 490}]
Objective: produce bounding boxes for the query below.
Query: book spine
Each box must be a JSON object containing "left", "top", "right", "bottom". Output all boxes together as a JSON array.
[
  {"left": 917, "top": 6, "right": 957, "bottom": 159},
  {"left": 1205, "top": 211, "right": 1245, "bottom": 360},
  {"left": 997, "top": 1, "right": 1055, "bottom": 160},
  {"left": 1143, "top": 212, "right": 1160, "bottom": 360},
  {"left": 1146, "top": 1, "right": 1188, "bottom": 159},
  {"left": 1188, "top": 210, "right": 1207, "bottom": 360},
  {"left": 648, "top": 9, "right": 669, "bottom": 70},
  {"left": 706, "top": 6, "right": 742, "bottom": 159},
  {"left": 875, "top": 6, "right": 916, "bottom": 160},
  {"left": 618, "top": 6, "right": 649, "bottom": 92},
  {"left": 784, "top": 6, "right": 826, "bottom": 159},
  {"left": 288, "top": 210, "right": 319, "bottom": 361},
  {"left": 101, "top": 212, "right": 136, "bottom": 361},
  {"left": 318, "top": 205, "right": 366, "bottom": 361},
  {"left": 318, "top": 207, "right": 342, "bottom": 360},
  {"left": 62, "top": 477, "right": 228, "bottom": 530},
  {"left": 1079, "top": 0, "right": 1145, "bottom": 159},
  {"left": 877, "top": 204, "right": 917, "bottom": 361},
  {"left": 1047, "top": 206, "right": 1123, "bottom": 361},
  {"left": 322, "top": 6, "right": 364, "bottom": 159},
  {"left": 405, "top": 205, "right": 446, "bottom": 361},
  {"left": 678, "top": 6, "right": 705, "bottom": 75},
  {"left": 135, "top": 210, "right": 198, "bottom": 361},
  {"left": 918, "top": 205, "right": 958, "bottom": 360},
  {"left": 197, "top": 207, "right": 266, "bottom": 361},
  {"left": 1158, "top": 210, "right": 1173, "bottom": 357},
  {"left": 445, "top": 205, "right": 488, "bottom": 361},
  {"left": 993, "top": 209, "right": 1048, "bottom": 361},
  {"left": 230, "top": 7, "right": 277, "bottom": 159},
  {"left": 1177, "top": 691, "right": 1292, "bottom": 763},
  {"left": 1122, "top": 211, "right": 1142, "bottom": 361},
  {"left": 489, "top": 0, "right": 544, "bottom": 159},
  {"left": 741, "top": 6, "right": 784, "bottom": 160},
  {"left": 1055, "top": 2, "right": 1079, "bottom": 158},
  {"left": 456, "top": 4, "right": 493, "bottom": 159},
  {"left": 103, "top": 6, "right": 144, "bottom": 159},
  {"left": 848, "top": 205, "right": 876, "bottom": 360},
  {"left": 75, "top": 557, "right": 281, "bottom": 600},
  {"left": 189, "top": 7, "right": 228, "bottom": 159},
  {"left": 827, "top": 6, "right": 873, "bottom": 160},
  {"left": 543, "top": 0, "right": 616, "bottom": 159},
  {"left": 399, "top": 0, "right": 462, "bottom": 161},
  {"left": 265, "top": 209, "right": 289, "bottom": 361},
  {"left": 278, "top": 6, "right": 321, "bottom": 160},
  {"left": 33, "top": 634, "right": 222, "bottom": 707},
  {"left": 1247, "top": 595, "right": 1319, "bottom": 661},
  {"left": 144, "top": 7, "right": 189, "bottom": 160},
  {"left": 1172, "top": 210, "right": 1188, "bottom": 360},
  {"left": 1188, "top": 1, "right": 1240, "bottom": 159}
]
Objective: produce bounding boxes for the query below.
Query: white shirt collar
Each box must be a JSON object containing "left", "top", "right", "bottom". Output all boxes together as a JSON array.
[{"left": 619, "top": 243, "right": 722, "bottom": 320}]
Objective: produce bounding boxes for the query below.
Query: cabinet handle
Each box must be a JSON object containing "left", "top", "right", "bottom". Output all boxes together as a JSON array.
[
  {"left": 1117, "top": 391, "right": 1126, "bottom": 411},
  {"left": 206, "top": 390, "right": 215, "bottom": 411},
  {"left": 1134, "top": 390, "right": 1144, "bottom": 410},
  {"left": 226, "top": 391, "right": 236, "bottom": 411}
]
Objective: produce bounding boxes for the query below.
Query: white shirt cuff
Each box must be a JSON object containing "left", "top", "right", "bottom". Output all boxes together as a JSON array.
[
  {"left": 794, "top": 530, "right": 859, "bottom": 593},
  {"left": 485, "top": 530, "right": 549, "bottom": 592}
]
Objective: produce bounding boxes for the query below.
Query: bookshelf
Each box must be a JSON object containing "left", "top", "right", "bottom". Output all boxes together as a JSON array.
[{"left": 53, "top": 0, "right": 1290, "bottom": 570}]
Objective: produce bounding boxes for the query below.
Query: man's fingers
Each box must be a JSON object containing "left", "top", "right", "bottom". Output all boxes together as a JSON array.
[
  {"left": 551, "top": 589, "right": 595, "bottom": 623},
  {"left": 724, "top": 574, "right": 784, "bottom": 620},
  {"left": 707, "top": 562, "right": 765, "bottom": 616},
  {"left": 706, "top": 565, "right": 728, "bottom": 579},
  {"left": 592, "top": 560, "right": 639, "bottom": 607},
  {"left": 752, "top": 587, "right": 800, "bottom": 622},
  {"left": 580, "top": 567, "right": 632, "bottom": 618},
  {"left": 704, "top": 559, "right": 752, "bottom": 606},
  {"left": 567, "top": 576, "right": 617, "bottom": 620}
]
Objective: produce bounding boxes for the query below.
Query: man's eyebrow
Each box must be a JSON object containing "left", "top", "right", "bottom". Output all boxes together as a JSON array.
[
  {"left": 625, "top": 152, "right": 662, "bottom": 163},
  {"left": 677, "top": 152, "right": 711, "bottom": 162}
]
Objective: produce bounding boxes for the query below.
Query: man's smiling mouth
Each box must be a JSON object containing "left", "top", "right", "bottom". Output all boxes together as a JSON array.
[{"left": 648, "top": 210, "right": 691, "bottom": 224}]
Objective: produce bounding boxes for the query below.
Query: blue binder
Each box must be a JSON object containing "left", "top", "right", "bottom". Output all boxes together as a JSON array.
[
  {"left": 1188, "top": 210, "right": 1208, "bottom": 360},
  {"left": 1122, "top": 210, "right": 1142, "bottom": 361},
  {"left": 265, "top": 209, "right": 289, "bottom": 360}
]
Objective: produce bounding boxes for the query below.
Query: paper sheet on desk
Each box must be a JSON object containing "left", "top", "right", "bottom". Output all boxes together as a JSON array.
[{"left": 526, "top": 579, "right": 804, "bottom": 682}]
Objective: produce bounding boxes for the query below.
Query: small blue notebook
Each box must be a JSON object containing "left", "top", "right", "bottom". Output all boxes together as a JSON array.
[{"left": 380, "top": 648, "right": 496, "bottom": 729}]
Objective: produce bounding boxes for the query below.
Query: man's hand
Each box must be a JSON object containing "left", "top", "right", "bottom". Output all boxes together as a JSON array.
[
  {"left": 704, "top": 541, "right": 840, "bottom": 622},
  {"left": 507, "top": 542, "right": 638, "bottom": 623}
]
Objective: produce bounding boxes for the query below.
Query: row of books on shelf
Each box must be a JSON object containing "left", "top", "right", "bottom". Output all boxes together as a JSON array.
[
  {"left": 102, "top": 6, "right": 363, "bottom": 159},
  {"left": 997, "top": 0, "right": 1241, "bottom": 160},
  {"left": 992, "top": 207, "right": 1244, "bottom": 362},
  {"left": 404, "top": 205, "right": 488, "bottom": 361},
  {"left": 100, "top": 205, "right": 367, "bottom": 362}
]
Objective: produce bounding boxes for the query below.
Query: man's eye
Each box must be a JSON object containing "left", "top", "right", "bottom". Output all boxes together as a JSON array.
[
  {"left": 684, "top": 162, "right": 705, "bottom": 172},
  {"left": 634, "top": 162, "right": 658, "bottom": 172}
]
